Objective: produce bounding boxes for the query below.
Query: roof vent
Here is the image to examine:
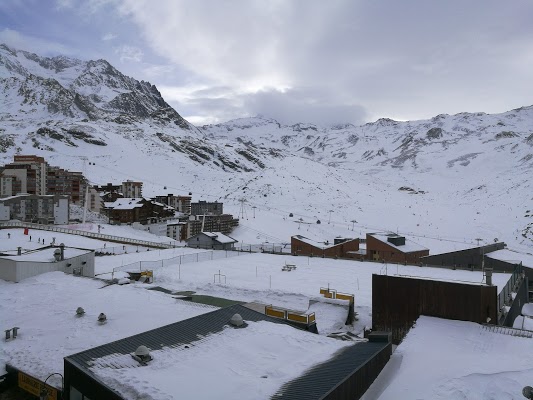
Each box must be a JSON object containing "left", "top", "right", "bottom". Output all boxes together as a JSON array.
[
  {"left": 98, "top": 313, "right": 107, "bottom": 324},
  {"left": 132, "top": 345, "right": 153, "bottom": 364},
  {"left": 76, "top": 307, "right": 85, "bottom": 316},
  {"left": 229, "top": 313, "right": 245, "bottom": 327}
]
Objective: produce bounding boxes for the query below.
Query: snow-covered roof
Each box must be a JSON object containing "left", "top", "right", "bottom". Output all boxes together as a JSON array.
[
  {"left": 198, "top": 232, "right": 237, "bottom": 244},
  {"left": 0, "top": 247, "right": 91, "bottom": 262},
  {"left": 292, "top": 235, "right": 357, "bottom": 250},
  {"left": 368, "top": 232, "right": 428, "bottom": 253},
  {"left": 71, "top": 305, "right": 355, "bottom": 400},
  {"left": 0, "top": 272, "right": 215, "bottom": 386},
  {"left": 486, "top": 249, "right": 533, "bottom": 267},
  {"left": 105, "top": 197, "right": 145, "bottom": 210}
]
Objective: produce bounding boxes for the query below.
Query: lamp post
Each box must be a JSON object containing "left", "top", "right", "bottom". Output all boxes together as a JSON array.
[{"left": 40, "top": 372, "right": 63, "bottom": 400}]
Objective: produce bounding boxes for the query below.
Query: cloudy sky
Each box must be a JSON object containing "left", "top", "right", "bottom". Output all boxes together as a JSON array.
[{"left": 1, "top": 0, "right": 532, "bottom": 126}]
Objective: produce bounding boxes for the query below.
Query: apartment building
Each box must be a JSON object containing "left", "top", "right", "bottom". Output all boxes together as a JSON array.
[{"left": 0, "top": 194, "right": 69, "bottom": 224}]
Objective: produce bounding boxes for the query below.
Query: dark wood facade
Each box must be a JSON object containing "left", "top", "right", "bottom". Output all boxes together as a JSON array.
[
  {"left": 107, "top": 199, "right": 173, "bottom": 224},
  {"left": 291, "top": 236, "right": 360, "bottom": 258},
  {"left": 372, "top": 274, "right": 498, "bottom": 344},
  {"left": 366, "top": 234, "right": 429, "bottom": 264}
]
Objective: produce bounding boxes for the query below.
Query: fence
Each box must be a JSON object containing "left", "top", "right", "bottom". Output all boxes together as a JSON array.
[
  {"left": 0, "top": 221, "right": 176, "bottom": 249},
  {"left": 233, "top": 242, "right": 291, "bottom": 254},
  {"left": 497, "top": 263, "right": 524, "bottom": 322},
  {"left": 111, "top": 249, "right": 242, "bottom": 276}
]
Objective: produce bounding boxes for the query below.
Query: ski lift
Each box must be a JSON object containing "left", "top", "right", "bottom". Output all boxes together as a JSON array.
[
  {"left": 317, "top": 220, "right": 321, "bottom": 224},
  {"left": 164, "top": 186, "right": 167, "bottom": 190},
  {"left": 189, "top": 192, "right": 192, "bottom": 195},
  {"left": 289, "top": 213, "right": 293, "bottom": 217}
]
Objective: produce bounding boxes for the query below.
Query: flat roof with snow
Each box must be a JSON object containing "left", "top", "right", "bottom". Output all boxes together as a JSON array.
[
  {"left": 0, "top": 246, "right": 91, "bottom": 262},
  {"left": 292, "top": 235, "right": 357, "bottom": 250},
  {"left": 0, "top": 272, "right": 216, "bottom": 387},
  {"left": 105, "top": 198, "right": 145, "bottom": 210},
  {"left": 196, "top": 231, "right": 237, "bottom": 244}
]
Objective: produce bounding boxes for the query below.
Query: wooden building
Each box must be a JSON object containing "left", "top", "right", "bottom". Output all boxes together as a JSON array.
[
  {"left": 372, "top": 274, "right": 497, "bottom": 343},
  {"left": 105, "top": 198, "right": 174, "bottom": 225},
  {"left": 366, "top": 232, "right": 429, "bottom": 264},
  {"left": 291, "top": 235, "right": 360, "bottom": 258}
]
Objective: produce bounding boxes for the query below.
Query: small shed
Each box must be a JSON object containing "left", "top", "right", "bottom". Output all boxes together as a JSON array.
[
  {"left": 187, "top": 232, "right": 237, "bottom": 250},
  {"left": 0, "top": 245, "right": 95, "bottom": 282}
]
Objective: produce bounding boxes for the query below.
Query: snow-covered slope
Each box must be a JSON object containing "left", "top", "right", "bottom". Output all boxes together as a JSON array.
[{"left": 1, "top": 44, "right": 532, "bottom": 254}]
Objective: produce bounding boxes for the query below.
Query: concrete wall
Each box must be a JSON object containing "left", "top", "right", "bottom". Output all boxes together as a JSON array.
[
  {"left": 0, "top": 204, "right": 9, "bottom": 221},
  {"left": 0, "top": 258, "right": 17, "bottom": 282},
  {"left": 54, "top": 198, "right": 69, "bottom": 224}
]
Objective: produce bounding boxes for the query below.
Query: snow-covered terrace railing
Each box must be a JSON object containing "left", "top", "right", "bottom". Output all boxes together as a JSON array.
[
  {"left": 111, "top": 249, "right": 241, "bottom": 275},
  {"left": 497, "top": 263, "right": 525, "bottom": 324},
  {"left": 0, "top": 221, "right": 175, "bottom": 249},
  {"left": 481, "top": 323, "right": 533, "bottom": 338}
]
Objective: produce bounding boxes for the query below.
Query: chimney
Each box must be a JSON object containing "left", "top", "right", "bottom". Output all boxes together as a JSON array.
[
  {"left": 485, "top": 268, "right": 493, "bottom": 286},
  {"left": 17, "top": 247, "right": 21, "bottom": 256}
]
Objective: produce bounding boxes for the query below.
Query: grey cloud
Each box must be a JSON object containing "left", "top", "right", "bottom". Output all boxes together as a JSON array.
[{"left": 109, "top": 0, "right": 533, "bottom": 122}]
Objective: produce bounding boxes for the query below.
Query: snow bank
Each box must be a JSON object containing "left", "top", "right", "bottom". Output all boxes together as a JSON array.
[{"left": 369, "top": 316, "right": 533, "bottom": 400}]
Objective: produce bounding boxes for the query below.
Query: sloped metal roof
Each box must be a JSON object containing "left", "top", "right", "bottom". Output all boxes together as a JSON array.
[
  {"left": 65, "top": 304, "right": 298, "bottom": 375},
  {"left": 66, "top": 304, "right": 389, "bottom": 400},
  {"left": 271, "top": 341, "right": 389, "bottom": 400}
]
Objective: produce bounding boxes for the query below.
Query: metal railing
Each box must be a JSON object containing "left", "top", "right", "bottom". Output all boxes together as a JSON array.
[
  {"left": 497, "top": 263, "right": 524, "bottom": 316},
  {"left": 111, "top": 249, "right": 242, "bottom": 275},
  {"left": 481, "top": 323, "right": 533, "bottom": 338},
  {"left": 0, "top": 221, "right": 176, "bottom": 249}
]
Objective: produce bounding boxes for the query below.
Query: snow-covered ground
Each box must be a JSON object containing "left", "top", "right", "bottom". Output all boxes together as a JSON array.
[{"left": 364, "top": 316, "right": 533, "bottom": 400}]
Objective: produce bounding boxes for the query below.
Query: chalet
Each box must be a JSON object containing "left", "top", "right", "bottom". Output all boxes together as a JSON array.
[
  {"left": 291, "top": 235, "right": 360, "bottom": 258},
  {"left": 105, "top": 198, "right": 174, "bottom": 225},
  {"left": 366, "top": 232, "right": 429, "bottom": 264},
  {"left": 187, "top": 231, "right": 237, "bottom": 250}
]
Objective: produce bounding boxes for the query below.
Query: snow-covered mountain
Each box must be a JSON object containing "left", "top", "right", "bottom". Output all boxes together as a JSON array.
[{"left": 1, "top": 44, "right": 532, "bottom": 253}]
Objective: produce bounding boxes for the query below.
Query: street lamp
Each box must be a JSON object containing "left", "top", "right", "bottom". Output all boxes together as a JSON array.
[{"left": 40, "top": 372, "right": 63, "bottom": 400}]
